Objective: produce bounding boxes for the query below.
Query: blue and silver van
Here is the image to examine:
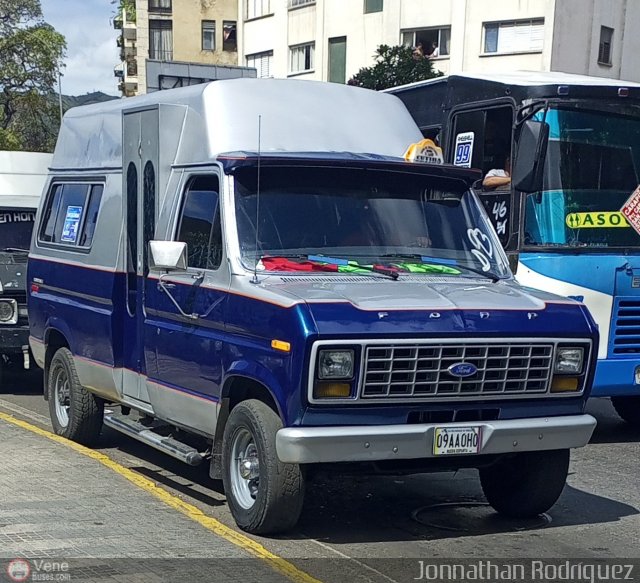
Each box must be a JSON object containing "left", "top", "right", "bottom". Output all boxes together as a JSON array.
[{"left": 28, "top": 79, "right": 598, "bottom": 534}]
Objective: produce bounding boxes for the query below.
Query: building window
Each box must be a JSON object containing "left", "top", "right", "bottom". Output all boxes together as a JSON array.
[
  {"left": 598, "top": 26, "right": 613, "bottom": 65},
  {"left": 148, "top": 0, "right": 172, "bottom": 13},
  {"left": 202, "top": 20, "right": 216, "bottom": 51},
  {"left": 328, "top": 36, "right": 347, "bottom": 84},
  {"left": 246, "top": 50, "right": 273, "bottom": 78},
  {"left": 364, "top": 0, "right": 382, "bottom": 13},
  {"left": 290, "top": 42, "right": 315, "bottom": 74},
  {"left": 289, "top": 0, "right": 315, "bottom": 8},
  {"left": 223, "top": 21, "right": 237, "bottom": 52},
  {"left": 149, "top": 20, "right": 173, "bottom": 60},
  {"left": 246, "top": 0, "right": 271, "bottom": 20},
  {"left": 483, "top": 19, "right": 544, "bottom": 54},
  {"left": 402, "top": 27, "right": 451, "bottom": 57}
]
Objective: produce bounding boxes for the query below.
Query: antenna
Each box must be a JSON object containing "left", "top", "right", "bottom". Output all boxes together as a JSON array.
[{"left": 251, "top": 115, "right": 262, "bottom": 284}]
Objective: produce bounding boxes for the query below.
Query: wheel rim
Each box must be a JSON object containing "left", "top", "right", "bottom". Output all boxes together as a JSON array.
[
  {"left": 53, "top": 365, "right": 71, "bottom": 428},
  {"left": 229, "top": 428, "right": 260, "bottom": 510}
]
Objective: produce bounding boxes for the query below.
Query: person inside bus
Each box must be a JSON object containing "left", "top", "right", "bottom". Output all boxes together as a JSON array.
[{"left": 482, "top": 155, "right": 511, "bottom": 190}]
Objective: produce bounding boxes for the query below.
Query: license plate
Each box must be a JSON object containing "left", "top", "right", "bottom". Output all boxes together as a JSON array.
[{"left": 433, "top": 426, "right": 482, "bottom": 456}]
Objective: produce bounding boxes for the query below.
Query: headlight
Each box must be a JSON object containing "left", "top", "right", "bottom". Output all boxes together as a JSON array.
[
  {"left": 318, "top": 349, "right": 354, "bottom": 379},
  {"left": 0, "top": 300, "right": 17, "bottom": 324},
  {"left": 554, "top": 347, "right": 584, "bottom": 374}
]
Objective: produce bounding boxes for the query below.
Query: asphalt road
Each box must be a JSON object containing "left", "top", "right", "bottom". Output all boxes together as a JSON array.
[{"left": 1, "top": 367, "right": 639, "bottom": 583}]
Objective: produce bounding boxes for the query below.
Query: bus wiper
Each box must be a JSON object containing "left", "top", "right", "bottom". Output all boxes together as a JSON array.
[
  {"left": 259, "top": 254, "right": 399, "bottom": 281},
  {"left": 378, "top": 253, "right": 503, "bottom": 283},
  {"left": 2, "top": 248, "right": 29, "bottom": 254}
]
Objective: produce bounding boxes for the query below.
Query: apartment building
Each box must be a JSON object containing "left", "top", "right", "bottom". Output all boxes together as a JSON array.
[
  {"left": 237, "top": 0, "right": 640, "bottom": 83},
  {"left": 115, "top": 0, "right": 240, "bottom": 96}
]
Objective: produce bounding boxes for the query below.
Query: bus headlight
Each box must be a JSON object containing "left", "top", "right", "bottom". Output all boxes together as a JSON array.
[
  {"left": 554, "top": 347, "right": 584, "bottom": 374},
  {"left": 0, "top": 300, "right": 17, "bottom": 324}
]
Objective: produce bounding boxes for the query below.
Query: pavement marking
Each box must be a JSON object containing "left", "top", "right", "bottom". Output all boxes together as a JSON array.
[
  {"left": 0, "top": 397, "right": 50, "bottom": 425},
  {"left": 304, "top": 536, "right": 401, "bottom": 583},
  {"left": 0, "top": 411, "right": 323, "bottom": 583}
]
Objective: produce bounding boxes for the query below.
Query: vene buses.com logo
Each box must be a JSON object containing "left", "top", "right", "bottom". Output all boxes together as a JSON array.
[{"left": 6, "top": 558, "right": 31, "bottom": 582}]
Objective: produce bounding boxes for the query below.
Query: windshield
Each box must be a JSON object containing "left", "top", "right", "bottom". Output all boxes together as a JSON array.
[
  {"left": 524, "top": 106, "right": 640, "bottom": 250},
  {"left": 0, "top": 208, "right": 36, "bottom": 252},
  {"left": 233, "top": 165, "right": 510, "bottom": 279}
]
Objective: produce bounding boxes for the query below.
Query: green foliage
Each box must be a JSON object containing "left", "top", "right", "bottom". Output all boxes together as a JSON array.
[
  {"left": 112, "top": 0, "right": 136, "bottom": 23},
  {"left": 348, "top": 44, "right": 443, "bottom": 91},
  {"left": 0, "top": 0, "right": 65, "bottom": 152}
]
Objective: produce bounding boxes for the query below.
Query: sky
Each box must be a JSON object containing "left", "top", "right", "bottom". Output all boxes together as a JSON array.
[{"left": 40, "top": 0, "right": 120, "bottom": 96}]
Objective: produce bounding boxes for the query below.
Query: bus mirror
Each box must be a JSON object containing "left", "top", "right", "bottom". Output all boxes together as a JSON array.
[
  {"left": 149, "top": 240, "right": 188, "bottom": 271},
  {"left": 512, "top": 119, "right": 549, "bottom": 193}
]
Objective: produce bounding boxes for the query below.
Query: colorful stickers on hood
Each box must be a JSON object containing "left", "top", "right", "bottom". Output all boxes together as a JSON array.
[{"left": 260, "top": 256, "right": 461, "bottom": 275}]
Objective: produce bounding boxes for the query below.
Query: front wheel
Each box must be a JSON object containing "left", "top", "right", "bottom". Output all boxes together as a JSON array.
[
  {"left": 47, "top": 347, "right": 103, "bottom": 446},
  {"left": 479, "top": 449, "right": 570, "bottom": 518},
  {"left": 222, "top": 400, "right": 304, "bottom": 535},
  {"left": 611, "top": 396, "right": 640, "bottom": 426}
]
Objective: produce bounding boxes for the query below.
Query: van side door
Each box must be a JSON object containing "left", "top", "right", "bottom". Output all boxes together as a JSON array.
[{"left": 144, "top": 173, "right": 228, "bottom": 436}]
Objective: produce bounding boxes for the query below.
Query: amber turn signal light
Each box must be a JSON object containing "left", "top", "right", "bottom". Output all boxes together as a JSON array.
[
  {"left": 550, "top": 376, "right": 580, "bottom": 393},
  {"left": 313, "top": 382, "right": 352, "bottom": 399}
]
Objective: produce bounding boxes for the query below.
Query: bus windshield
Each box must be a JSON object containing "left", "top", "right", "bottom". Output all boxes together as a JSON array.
[
  {"left": 233, "top": 165, "right": 511, "bottom": 278},
  {"left": 524, "top": 106, "right": 640, "bottom": 250},
  {"left": 0, "top": 208, "right": 36, "bottom": 253}
]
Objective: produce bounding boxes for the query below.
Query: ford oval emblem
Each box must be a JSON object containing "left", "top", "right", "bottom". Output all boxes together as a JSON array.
[{"left": 448, "top": 362, "right": 478, "bottom": 378}]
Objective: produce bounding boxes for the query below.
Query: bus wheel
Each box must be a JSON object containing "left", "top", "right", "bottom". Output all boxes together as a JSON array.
[
  {"left": 480, "top": 449, "right": 569, "bottom": 518},
  {"left": 222, "top": 399, "right": 304, "bottom": 535},
  {"left": 47, "top": 348, "right": 103, "bottom": 446},
  {"left": 611, "top": 396, "right": 640, "bottom": 425}
]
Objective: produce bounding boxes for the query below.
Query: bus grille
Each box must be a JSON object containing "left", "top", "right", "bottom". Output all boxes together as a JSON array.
[
  {"left": 362, "top": 343, "right": 554, "bottom": 399},
  {"left": 611, "top": 298, "right": 640, "bottom": 355}
]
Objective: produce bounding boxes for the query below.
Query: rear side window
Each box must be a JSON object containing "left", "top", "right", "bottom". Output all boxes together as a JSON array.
[{"left": 39, "top": 182, "right": 104, "bottom": 248}]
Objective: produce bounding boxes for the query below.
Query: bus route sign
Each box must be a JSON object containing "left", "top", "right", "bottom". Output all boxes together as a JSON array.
[{"left": 621, "top": 185, "right": 640, "bottom": 236}]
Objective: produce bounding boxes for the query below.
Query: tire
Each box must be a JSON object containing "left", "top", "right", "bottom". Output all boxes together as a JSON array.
[
  {"left": 479, "top": 449, "right": 570, "bottom": 518},
  {"left": 611, "top": 396, "right": 640, "bottom": 426},
  {"left": 222, "top": 399, "right": 304, "bottom": 534},
  {"left": 47, "top": 347, "right": 103, "bottom": 446}
]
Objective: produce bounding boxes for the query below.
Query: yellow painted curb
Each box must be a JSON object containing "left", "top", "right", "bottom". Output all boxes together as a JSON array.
[{"left": 0, "top": 411, "right": 322, "bottom": 583}]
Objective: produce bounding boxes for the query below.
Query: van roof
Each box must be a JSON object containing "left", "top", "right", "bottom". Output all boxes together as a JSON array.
[
  {"left": 52, "top": 78, "right": 424, "bottom": 171},
  {"left": 389, "top": 70, "right": 640, "bottom": 93}
]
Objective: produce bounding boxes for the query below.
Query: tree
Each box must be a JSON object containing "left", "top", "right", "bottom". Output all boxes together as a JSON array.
[
  {"left": 0, "top": 0, "right": 65, "bottom": 152},
  {"left": 348, "top": 44, "right": 443, "bottom": 91},
  {"left": 112, "top": 0, "right": 136, "bottom": 23}
]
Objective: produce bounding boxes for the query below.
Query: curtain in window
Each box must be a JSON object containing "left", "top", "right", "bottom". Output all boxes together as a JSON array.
[{"left": 149, "top": 21, "right": 173, "bottom": 60}]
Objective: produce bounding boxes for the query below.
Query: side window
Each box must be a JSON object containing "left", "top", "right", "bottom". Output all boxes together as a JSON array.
[
  {"left": 38, "top": 182, "right": 104, "bottom": 248},
  {"left": 79, "top": 185, "right": 103, "bottom": 247},
  {"left": 143, "top": 162, "right": 156, "bottom": 276},
  {"left": 176, "top": 175, "right": 222, "bottom": 270}
]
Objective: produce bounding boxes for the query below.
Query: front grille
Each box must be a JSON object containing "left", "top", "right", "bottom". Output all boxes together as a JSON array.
[
  {"left": 362, "top": 343, "right": 554, "bottom": 399},
  {"left": 611, "top": 298, "right": 640, "bottom": 355}
]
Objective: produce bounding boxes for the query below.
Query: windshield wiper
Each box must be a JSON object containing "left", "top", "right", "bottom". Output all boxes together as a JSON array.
[
  {"left": 2, "top": 248, "right": 29, "bottom": 254},
  {"left": 257, "top": 254, "right": 399, "bottom": 281},
  {"left": 377, "top": 253, "right": 504, "bottom": 283}
]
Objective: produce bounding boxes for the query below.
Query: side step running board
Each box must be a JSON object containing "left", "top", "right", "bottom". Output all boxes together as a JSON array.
[{"left": 104, "top": 414, "right": 205, "bottom": 466}]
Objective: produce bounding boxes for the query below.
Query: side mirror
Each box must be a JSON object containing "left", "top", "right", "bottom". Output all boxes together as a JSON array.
[
  {"left": 512, "top": 119, "right": 549, "bottom": 193},
  {"left": 149, "top": 240, "right": 188, "bottom": 271}
]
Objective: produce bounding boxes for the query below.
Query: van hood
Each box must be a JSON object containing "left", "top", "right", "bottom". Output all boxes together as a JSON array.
[{"left": 258, "top": 275, "right": 595, "bottom": 337}]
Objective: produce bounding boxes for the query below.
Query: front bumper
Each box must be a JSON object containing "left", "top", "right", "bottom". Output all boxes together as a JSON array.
[
  {"left": 276, "top": 414, "right": 596, "bottom": 464},
  {"left": 591, "top": 359, "right": 640, "bottom": 397}
]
